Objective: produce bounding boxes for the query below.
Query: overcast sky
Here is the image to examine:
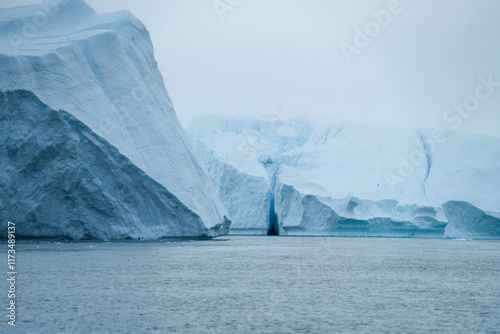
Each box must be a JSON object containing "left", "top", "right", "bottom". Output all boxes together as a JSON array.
[{"left": 3, "top": 0, "right": 500, "bottom": 136}]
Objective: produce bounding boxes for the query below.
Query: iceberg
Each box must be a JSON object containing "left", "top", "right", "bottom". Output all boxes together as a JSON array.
[
  {"left": 187, "top": 115, "right": 312, "bottom": 235},
  {"left": 193, "top": 130, "right": 272, "bottom": 234},
  {"left": 0, "top": 90, "right": 229, "bottom": 239},
  {"left": 188, "top": 115, "right": 500, "bottom": 239},
  {"left": 0, "top": 0, "right": 230, "bottom": 239}
]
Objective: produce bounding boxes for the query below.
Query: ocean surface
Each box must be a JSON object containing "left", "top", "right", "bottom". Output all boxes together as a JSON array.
[{"left": 2, "top": 236, "right": 499, "bottom": 333}]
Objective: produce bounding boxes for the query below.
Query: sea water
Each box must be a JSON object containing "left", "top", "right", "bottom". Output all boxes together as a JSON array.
[{"left": 2, "top": 237, "right": 499, "bottom": 333}]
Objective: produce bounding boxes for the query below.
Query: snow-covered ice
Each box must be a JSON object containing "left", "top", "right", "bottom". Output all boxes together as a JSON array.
[{"left": 0, "top": 0, "right": 230, "bottom": 238}]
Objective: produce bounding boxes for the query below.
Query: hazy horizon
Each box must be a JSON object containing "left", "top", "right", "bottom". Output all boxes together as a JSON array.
[{"left": 2, "top": 0, "right": 499, "bottom": 137}]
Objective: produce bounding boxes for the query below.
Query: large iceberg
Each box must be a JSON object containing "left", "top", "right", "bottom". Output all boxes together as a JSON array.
[
  {"left": 0, "top": 90, "right": 230, "bottom": 239},
  {"left": 187, "top": 115, "right": 500, "bottom": 239},
  {"left": 0, "top": 0, "right": 230, "bottom": 238}
]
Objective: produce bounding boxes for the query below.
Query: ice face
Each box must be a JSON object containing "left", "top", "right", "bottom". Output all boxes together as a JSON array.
[
  {"left": 442, "top": 201, "right": 500, "bottom": 239},
  {"left": 188, "top": 115, "right": 500, "bottom": 239},
  {"left": 187, "top": 114, "right": 313, "bottom": 235},
  {"left": 193, "top": 131, "right": 271, "bottom": 234},
  {"left": 0, "top": 91, "right": 230, "bottom": 239},
  {"left": 0, "top": 0, "right": 230, "bottom": 237}
]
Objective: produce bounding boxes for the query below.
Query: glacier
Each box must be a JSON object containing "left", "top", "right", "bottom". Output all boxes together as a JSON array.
[
  {"left": 187, "top": 115, "right": 500, "bottom": 239},
  {"left": 0, "top": 0, "right": 230, "bottom": 239}
]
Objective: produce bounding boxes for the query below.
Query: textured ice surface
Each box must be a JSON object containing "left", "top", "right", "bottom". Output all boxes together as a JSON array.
[
  {"left": 188, "top": 115, "right": 500, "bottom": 239},
  {"left": 0, "top": 0, "right": 229, "bottom": 238},
  {"left": 187, "top": 115, "right": 312, "bottom": 234},
  {"left": 0, "top": 91, "right": 230, "bottom": 239},
  {"left": 193, "top": 131, "right": 272, "bottom": 234}
]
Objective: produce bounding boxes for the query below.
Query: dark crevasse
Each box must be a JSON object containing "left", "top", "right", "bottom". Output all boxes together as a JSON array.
[
  {"left": 267, "top": 196, "right": 279, "bottom": 235},
  {"left": 266, "top": 159, "right": 281, "bottom": 235}
]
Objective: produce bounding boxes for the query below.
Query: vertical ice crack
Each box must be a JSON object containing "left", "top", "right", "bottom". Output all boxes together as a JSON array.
[
  {"left": 267, "top": 159, "right": 281, "bottom": 235},
  {"left": 416, "top": 131, "right": 432, "bottom": 201}
]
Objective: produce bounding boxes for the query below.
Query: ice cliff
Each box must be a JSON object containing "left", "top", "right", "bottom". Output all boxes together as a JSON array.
[
  {"left": 0, "top": 91, "right": 230, "bottom": 239},
  {"left": 187, "top": 115, "right": 500, "bottom": 239},
  {"left": 0, "top": 0, "right": 230, "bottom": 238},
  {"left": 187, "top": 115, "right": 311, "bottom": 235}
]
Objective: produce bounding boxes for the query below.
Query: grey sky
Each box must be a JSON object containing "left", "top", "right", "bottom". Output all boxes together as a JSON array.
[{"left": 2, "top": 0, "right": 500, "bottom": 137}]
